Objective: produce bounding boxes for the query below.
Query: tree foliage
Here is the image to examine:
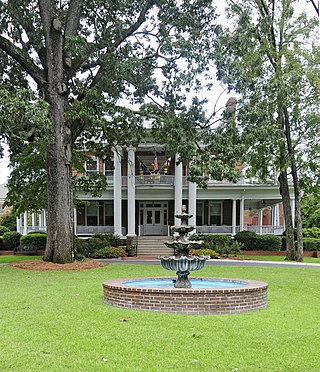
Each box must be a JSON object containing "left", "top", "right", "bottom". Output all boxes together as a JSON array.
[
  {"left": 0, "top": 0, "right": 220, "bottom": 262},
  {"left": 213, "top": 0, "right": 320, "bottom": 261}
]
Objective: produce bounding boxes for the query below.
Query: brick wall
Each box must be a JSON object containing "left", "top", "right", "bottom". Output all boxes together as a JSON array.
[{"left": 103, "top": 277, "right": 268, "bottom": 315}]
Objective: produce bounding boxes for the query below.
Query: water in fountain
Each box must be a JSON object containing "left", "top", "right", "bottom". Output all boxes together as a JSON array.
[{"left": 160, "top": 205, "right": 208, "bottom": 288}]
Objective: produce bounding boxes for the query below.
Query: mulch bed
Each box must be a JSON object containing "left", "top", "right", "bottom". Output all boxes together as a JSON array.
[{"left": 8, "top": 258, "right": 109, "bottom": 271}]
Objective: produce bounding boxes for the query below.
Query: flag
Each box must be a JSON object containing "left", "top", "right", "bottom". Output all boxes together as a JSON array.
[
  {"left": 153, "top": 155, "right": 159, "bottom": 172},
  {"left": 140, "top": 161, "right": 148, "bottom": 175},
  {"left": 166, "top": 157, "right": 171, "bottom": 167}
]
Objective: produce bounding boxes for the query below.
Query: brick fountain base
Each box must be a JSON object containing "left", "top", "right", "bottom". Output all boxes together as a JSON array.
[{"left": 103, "top": 277, "right": 268, "bottom": 315}]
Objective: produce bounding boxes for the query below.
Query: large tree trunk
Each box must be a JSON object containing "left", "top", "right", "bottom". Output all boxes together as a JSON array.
[
  {"left": 43, "top": 103, "right": 74, "bottom": 263},
  {"left": 40, "top": 1, "right": 74, "bottom": 263},
  {"left": 284, "top": 108, "right": 303, "bottom": 262},
  {"left": 278, "top": 144, "right": 295, "bottom": 260}
]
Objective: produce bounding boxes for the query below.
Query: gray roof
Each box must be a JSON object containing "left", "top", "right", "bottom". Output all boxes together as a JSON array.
[{"left": 0, "top": 183, "right": 8, "bottom": 200}]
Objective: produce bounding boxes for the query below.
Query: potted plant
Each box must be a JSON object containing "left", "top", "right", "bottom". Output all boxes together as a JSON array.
[{"left": 126, "top": 245, "right": 136, "bottom": 257}]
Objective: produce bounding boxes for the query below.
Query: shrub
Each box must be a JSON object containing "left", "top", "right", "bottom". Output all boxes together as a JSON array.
[
  {"left": 0, "top": 236, "right": 3, "bottom": 250},
  {"left": 20, "top": 233, "right": 47, "bottom": 250},
  {"left": 234, "top": 230, "right": 258, "bottom": 250},
  {"left": 202, "top": 234, "right": 232, "bottom": 245},
  {"left": 303, "top": 227, "right": 320, "bottom": 239},
  {"left": 0, "top": 211, "right": 17, "bottom": 231},
  {"left": 189, "top": 248, "right": 218, "bottom": 259},
  {"left": 75, "top": 237, "right": 106, "bottom": 258},
  {"left": 3, "top": 231, "right": 22, "bottom": 250},
  {"left": 191, "top": 234, "right": 232, "bottom": 245},
  {"left": 0, "top": 226, "right": 10, "bottom": 235},
  {"left": 28, "top": 231, "right": 47, "bottom": 235},
  {"left": 215, "top": 241, "right": 243, "bottom": 257},
  {"left": 255, "top": 235, "right": 282, "bottom": 251},
  {"left": 303, "top": 238, "right": 320, "bottom": 251},
  {"left": 93, "top": 246, "right": 127, "bottom": 258},
  {"left": 91, "top": 233, "right": 121, "bottom": 247}
]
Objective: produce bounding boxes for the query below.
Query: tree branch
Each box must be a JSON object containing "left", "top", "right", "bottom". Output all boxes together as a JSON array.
[
  {"left": 0, "top": 35, "right": 46, "bottom": 87},
  {"left": 65, "top": 0, "right": 82, "bottom": 38},
  {"left": 89, "top": 0, "right": 155, "bottom": 89}
]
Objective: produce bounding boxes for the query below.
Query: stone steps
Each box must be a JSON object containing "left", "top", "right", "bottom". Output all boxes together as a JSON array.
[{"left": 136, "top": 236, "right": 174, "bottom": 256}]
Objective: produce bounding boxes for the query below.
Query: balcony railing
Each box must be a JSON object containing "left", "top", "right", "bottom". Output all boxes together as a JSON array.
[{"left": 135, "top": 175, "right": 174, "bottom": 186}]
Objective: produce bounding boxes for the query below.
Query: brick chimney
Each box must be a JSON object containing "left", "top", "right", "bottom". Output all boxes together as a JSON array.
[{"left": 226, "top": 97, "right": 237, "bottom": 111}]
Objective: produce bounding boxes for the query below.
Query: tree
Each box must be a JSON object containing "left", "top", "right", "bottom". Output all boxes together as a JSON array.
[
  {"left": 0, "top": 0, "right": 217, "bottom": 263},
  {"left": 213, "top": 0, "right": 320, "bottom": 261}
]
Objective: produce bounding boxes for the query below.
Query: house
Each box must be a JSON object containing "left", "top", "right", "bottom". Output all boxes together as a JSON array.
[
  {"left": 16, "top": 100, "right": 293, "bottom": 242},
  {"left": 0, "top": 184, "right": 10, "bottom": 215}
]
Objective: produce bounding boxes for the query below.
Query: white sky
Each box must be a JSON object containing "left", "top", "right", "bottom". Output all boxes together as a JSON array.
[{"left": 0, "top": 0, "right": 317, "bottom": 184}]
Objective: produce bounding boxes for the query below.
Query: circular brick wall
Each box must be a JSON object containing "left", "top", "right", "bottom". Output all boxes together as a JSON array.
[{"left": 103, "top": 277, "right": 268, "bottom": 315}]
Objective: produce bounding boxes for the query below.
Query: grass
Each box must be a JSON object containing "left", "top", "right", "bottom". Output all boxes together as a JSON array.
[
  {"left": 1, "top": 260, "right": 320, "bottom": 371},
  {"left": 238, "top": 254, "right": 320, "bottom": 263},
  {"left": 0, "top": 255, "right": 43, "bottom": 264}
]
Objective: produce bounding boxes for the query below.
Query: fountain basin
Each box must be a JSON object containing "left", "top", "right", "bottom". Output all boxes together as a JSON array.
[
  {"left": 160, "top": 256, "right": 207, "bottom": 272},
  {"left": 103, "top": 277, "right": 268, "bottom": 315}
]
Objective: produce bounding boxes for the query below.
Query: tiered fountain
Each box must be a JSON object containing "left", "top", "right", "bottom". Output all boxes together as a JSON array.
[
  {"left": 103, "top": 206, "right": 268, "bottom": 315},
  {"left": 160, "top": 205, "right": 207, "bottom": 288}
]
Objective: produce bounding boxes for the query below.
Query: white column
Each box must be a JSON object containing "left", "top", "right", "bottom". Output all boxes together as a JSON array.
[
  {"left": 113, "top": 147, "right": 122, "bottom": 236},
  {"left": 188, "top": 180, "right": 197, "bottom": 233},
  {"left": 31, "top": 212, "right": 36, "bottom": 230},
  {"left": 43, "top": 209, "right": 46, "bottom": 231},
  {"left": 240, "top": 195, "right": 245, "bottom": 231},
  {"left": 74, "top": 208, "right": 77, "bottom": 236},
  {"left": 127, "top": 147, "right": 136, "bottom": 237},
  {"left": 274, "top": 203, "right": 280, "bottom": 227},
  {"left": 258, "top": 209, "right": 263, "bottom": 234},
  {"left": 290, "top": 198, "right": 295, "bottom": 228},
  {"left": 38, "top": 212, "right": 42, "bottom": 228},
  {"left": 23, "top": 211, "right": 28, "bottom": 235},
  {"left": 16, "top": 216, "right": 21, "bottom": 234},
  {"left": 232, "top": 199, "right": 237, "bottom": 236},
  {"left": 174, "top": 155, "right": 183, "bottom": 227}
]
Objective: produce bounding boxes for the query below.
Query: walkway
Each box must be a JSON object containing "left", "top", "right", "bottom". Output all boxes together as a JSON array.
[{"left": 100, "top": 257, "right": 320, "bottom": 269}]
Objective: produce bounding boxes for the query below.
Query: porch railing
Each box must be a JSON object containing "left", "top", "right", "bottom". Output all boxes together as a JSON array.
[
  {"left": 195, "top": 225, "right": 284, "bottom": 235},
  {"left": 135, "top": 175, "right": 174, "bottom": 186}
]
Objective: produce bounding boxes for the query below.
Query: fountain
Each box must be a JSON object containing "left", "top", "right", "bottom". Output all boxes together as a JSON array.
[
  {"left": 103, "top": 206, "right": 268, "bottom": 315},
  {"left": 160, "top": 205, "right": 207, "bottom": 288}
]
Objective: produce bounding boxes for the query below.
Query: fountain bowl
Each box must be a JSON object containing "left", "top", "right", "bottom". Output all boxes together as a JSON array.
[
  {"left": 160, "top": 255, "right": 207, "bottom": 272},
  {"left": 103, "top": 277, "right": 268, "bottom": 315}
]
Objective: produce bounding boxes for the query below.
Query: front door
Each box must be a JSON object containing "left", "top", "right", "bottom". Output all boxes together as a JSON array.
[{"left": 140, "top": 202, "right": 168, "bottom": 235}]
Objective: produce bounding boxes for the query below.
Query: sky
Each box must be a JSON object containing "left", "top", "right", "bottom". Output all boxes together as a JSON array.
[{"left": 0, "top": 0, "right": 318, "bottom": 185}]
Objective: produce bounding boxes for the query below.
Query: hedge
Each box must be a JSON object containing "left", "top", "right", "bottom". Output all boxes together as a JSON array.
[
  {"left": 0, "top": 236, "right": 3, "bottom": 250},
  {"left": 234, "top": 231, "right": 258, "bottom": 250},
  {"left": 235, "top": 231, "right": 282, "bottom": 251},
  {"left": 302, "top": 227, "right": 320, "bottom": 239},
  {"left": 2, "top": 231, "right": 22, "bottom": 250},
  {"left": 301, "top": 238, "right": 320, "bottom": 251},
  {"left": 191, "top": 234, "right": 232, "bottom": 245},
  {"left": 75, "top": 237, "right": 109, "bottom": 257},
  {"left": 20, "top": 233, "right": 47, "bottom": 250},
  {"left": 91, "top": 233, "right": 121, "bottom": 247},
  {"left": 0, "top": 226, "right": 10, "bottom": 235}
]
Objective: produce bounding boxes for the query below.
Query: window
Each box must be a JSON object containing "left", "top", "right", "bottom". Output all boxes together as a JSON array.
[
  {"left": 196, "top": 202, "right": 204, "bottom": 226},
  {"left": 87, "top": 202, "right": 98, "bottom": 226},
  {"left": 104, "top": 159, "right": 114, "bottom": 177},
  {"left": 104, "top": 202, "right": 114, "bottom": 226},
  {"left": 209, "top": 202, "right": 222, "bottom": 225},
  {"left": 85, "top": 158, "right": 98, "bottom": 175}
]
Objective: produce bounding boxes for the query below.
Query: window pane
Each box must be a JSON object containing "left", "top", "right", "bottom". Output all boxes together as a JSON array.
[
  {"left": 155, "top": 210, "right": 161, "bottom": 224},
  {"left": 147, "top": 211, "right": 152, "bottom": 224},
  {"left": 210, "top": 203, "right": 221, "bottom": 215},
  {"left": 86, "top": 158, "right": 98, "bottom": 174}
]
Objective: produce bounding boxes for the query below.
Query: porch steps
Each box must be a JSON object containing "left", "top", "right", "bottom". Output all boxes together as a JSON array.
[{"left": 136, "top": 236, "right": 174, "bottom": 256}]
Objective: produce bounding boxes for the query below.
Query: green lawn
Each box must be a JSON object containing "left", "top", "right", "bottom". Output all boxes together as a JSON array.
[
  {"left": 0, "top": 255, "right": 43, "bottom": 264},
  {"left": 238, "top": 255, "right": 320, "bottom": 264},
  {"left": 0, "top": 261, "right": 320, "bottom": 371}
]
